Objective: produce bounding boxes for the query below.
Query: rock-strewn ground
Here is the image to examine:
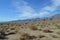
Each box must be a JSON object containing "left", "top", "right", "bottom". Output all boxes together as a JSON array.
[{"left": 0, "top": 19, "right": 60, "bottom": 40}]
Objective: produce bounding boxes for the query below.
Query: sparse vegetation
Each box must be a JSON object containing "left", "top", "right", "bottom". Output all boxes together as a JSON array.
[{"left": 0, "top": 14, "right": 60, "bottom": 40}]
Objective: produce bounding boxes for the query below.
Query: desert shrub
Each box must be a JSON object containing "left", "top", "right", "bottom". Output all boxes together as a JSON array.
[
  {"left": 18, "top": 25, "right": 21, "bottom": 26},
  {"left": 20, "top": 33, "right": 37, "bottom": 40},
  {"left": 51, "top": 34, "right": 59, "bottom": 38},
  {"left": 10, "top": 28, "right": 15, "bottom": 30},
  {"left": 40, "top": 25, "right": 45, "bottom": 28},
  {"left": 49, "top": 18, "right": 53, "bottom": 20},
  {"left": 55, "top": 25, "right": 60, "bottom": 29},
  {"left": 0, "top": 24, "right": 2, "bottom": 25},
  {"left": 7, "top": 24, "right": 9, "bottom": 26},
  {"left": 21, "top": 27, "right": 24, "bottom": 29},
  {"left": 0, "top": 31, "right": 8, "bottom": 39},
  {"left": 38, "top": 28, "right": 42, "bottom": 31},
  {"left": 20, "top": 38, "right": 25, "bottom": 40},
  {"left": 20, "top": 33, "right": 29, "bottom": 40},
  {"left": 57, "top": 31, "right": 60, "bottom": 35},
  {"left": 11, "top": 24, "right": 14, "bottom": 26},
  {"left": 39, "top": 35, "right": 45, "bottom": 38},
  {"left": 43, "top": 19, "right": 46, "bottom": 21},
  {"left": 25, "top": 22, "right": 28, "bottom": 24},
  {"left": 30, "top": 26, "right": 38, "bottom": 30},
  {"left": 28, "top": 36, "right": 37, "bottom": 39},
  {"left": 43, "top": 29, "right": 53, "bottom": 33}
]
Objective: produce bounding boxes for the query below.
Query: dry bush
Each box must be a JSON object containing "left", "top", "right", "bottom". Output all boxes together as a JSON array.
[
  {"left": 57, "top": 31, "right": 60, "bottom": 35},
  {"left": 50, "top": 34, "right": 59, "bottom": 38},
  {"left": 43, "top": 29, "right": 53, "bottom": 33},
  {"left": 39, "top": 35, "right": 45, "bottom": 38},
  {"left": 20, "top": 33, "right": 37, "bottom": 40},
  {"left": 29, "top": 25, "right": 38, "bottom": 30},
  {"left": 55, "top": 25, "right": 60, "bottom": 29}
]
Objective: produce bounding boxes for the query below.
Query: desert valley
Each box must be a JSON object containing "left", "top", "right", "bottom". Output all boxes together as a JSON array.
[{"left": 0, "top": 14, "right": 60, "bottom": 40}]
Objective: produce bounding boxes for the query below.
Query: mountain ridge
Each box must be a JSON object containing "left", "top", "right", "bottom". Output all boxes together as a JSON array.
[
  {"left": 0, "top": 14, "right": 60, "bottom": 23},
  {"left": 8, "top": 14, "right": 60, "bottom": 22}
]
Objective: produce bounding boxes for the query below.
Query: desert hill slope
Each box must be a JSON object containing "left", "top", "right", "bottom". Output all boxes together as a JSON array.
[
  {"left": 51, "top": 14, "right": 60, "bottom": 20},
  {"left": 0, "top": 14, "right": 60, "bottom": 40}
]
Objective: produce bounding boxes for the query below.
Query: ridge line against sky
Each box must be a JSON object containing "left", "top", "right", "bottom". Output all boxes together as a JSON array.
[{"left": 0, "top": 0, "right": 60, "bottom": 22}]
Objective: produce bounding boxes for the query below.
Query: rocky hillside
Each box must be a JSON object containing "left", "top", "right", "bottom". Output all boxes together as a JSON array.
[{"left": 0, "top": 14, "right": 60, "bottom": 40}]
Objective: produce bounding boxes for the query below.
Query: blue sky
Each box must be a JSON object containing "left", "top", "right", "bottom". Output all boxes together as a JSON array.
[{"left": 0, "top": 0, "right": 60, "bottom": 22}]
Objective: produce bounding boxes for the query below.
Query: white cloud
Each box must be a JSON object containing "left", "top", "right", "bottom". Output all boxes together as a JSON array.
[
  {"left": 42, "top": 6, "right": 55, "bottom": 11},
  {"left": 13, "top": 0, "right": 60, "bottom": 19},
  {"left": 52, "top": 0, "right": 60, "bottom": 6}
]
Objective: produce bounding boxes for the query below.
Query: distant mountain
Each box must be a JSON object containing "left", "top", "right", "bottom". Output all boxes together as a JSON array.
[
  {"left": 0, "top": 14, "right": 60, "bottom": 23},
  {"left": 9, "top": 14, "right": 60, "bottom": 23}
]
